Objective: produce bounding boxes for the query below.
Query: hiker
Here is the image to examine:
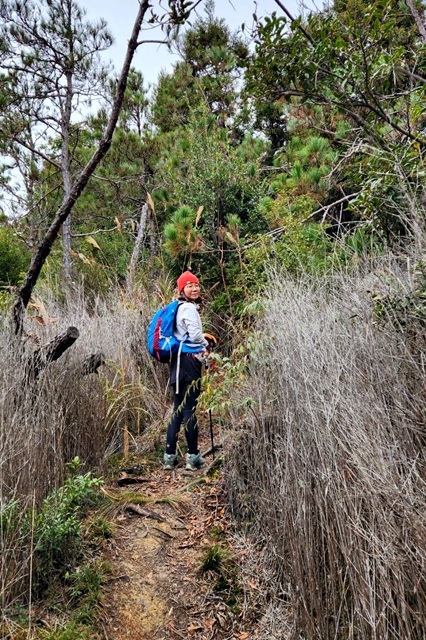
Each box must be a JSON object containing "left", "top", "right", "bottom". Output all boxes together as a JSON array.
[{"left": 163, "top": 271, "right": 211, "bottom": 472}]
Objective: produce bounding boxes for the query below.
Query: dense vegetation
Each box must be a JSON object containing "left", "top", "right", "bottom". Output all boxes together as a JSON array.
[{"left": 1, "top": 0, "right": 426, "bottom": 638}]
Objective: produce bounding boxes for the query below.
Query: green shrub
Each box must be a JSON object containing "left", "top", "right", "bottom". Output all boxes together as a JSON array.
[
  {"left": 0, "top": 226, "right": 31, "bottom": 287},
  {"left": 66, "top": 559, "right": 110, "bottom": 624},
  {"left": 37, "top": 621, "right": 95, "bottom": 640},
  {"left": 200, "top": 543, "right": 230, "bottom": 573},
  {"left": 0, "top": 497, "right": 21, "bottom": 540},
  {"left": 32, "top": 458, "right": 104, "bottom": 592}
]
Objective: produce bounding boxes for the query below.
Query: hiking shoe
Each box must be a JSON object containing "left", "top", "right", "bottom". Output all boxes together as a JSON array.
[
  {"left": 185, "top": 452, "right": 205, "bottom": 471},
  {"left": 163, "top": 453, "right": 178, "bottom": 470}
]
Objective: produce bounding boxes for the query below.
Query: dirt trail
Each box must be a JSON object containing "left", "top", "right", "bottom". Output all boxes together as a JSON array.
[{"left": 99, "top": 446, "right": 253, "bottom": 640}]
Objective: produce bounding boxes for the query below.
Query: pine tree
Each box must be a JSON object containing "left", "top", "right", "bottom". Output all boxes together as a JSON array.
[{"left": 0, "top": 0, "right": 113, "bottom": 281}]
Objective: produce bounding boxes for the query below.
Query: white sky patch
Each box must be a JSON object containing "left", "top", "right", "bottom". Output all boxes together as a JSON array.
[{"left": 83, "top": 0, "right": 323, "bottom": 88}]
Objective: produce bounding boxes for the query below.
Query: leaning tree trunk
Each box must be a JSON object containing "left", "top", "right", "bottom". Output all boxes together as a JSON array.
[{"left": 12, "top": 0, "right": 151, "bottom": 337}]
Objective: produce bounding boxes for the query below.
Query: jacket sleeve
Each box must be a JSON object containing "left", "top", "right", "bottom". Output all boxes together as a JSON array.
[{"left": 178, "top": 303, "right": 208, "bottom": 346}]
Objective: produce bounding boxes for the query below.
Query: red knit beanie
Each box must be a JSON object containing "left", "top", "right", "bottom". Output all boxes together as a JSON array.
[{"left": 177, "top": 271, "right": 200, "bottom": 293}]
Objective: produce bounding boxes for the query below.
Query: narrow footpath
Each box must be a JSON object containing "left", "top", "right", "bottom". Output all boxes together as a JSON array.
[{"left": 98, "top": 431, "right": 261, "bottom": 640}]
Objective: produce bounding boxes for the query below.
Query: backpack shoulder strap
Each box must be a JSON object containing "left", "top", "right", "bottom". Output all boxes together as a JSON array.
[{"left": 172, "top": 300, "right": 184, "bottom": 330}]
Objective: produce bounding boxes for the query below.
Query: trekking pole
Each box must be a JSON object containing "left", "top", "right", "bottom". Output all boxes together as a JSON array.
[
  {"left": 204, "top": 334, "right": 219, "bottom": 459},
  {"left": 209, "top": 408, "right": 215, "bottom": 460}
]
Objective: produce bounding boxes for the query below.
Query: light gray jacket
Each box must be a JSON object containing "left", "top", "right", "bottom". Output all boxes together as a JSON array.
[{"left": 175, "top": 301, "right": 208, "bottom": 350}]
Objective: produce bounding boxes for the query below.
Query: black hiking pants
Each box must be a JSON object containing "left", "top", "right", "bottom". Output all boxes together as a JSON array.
[{"left": 165, "top": 379, "right": 201, "bottom": 456}]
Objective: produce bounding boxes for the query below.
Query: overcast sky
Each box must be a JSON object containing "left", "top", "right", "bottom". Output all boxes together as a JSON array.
[{"left": 83, "top": 0, "right": 324, "bottom": 89}]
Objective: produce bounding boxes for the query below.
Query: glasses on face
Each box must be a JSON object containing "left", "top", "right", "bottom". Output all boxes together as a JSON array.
[{"left": 184, "top": 283, "right": 200, "bottom": 289}]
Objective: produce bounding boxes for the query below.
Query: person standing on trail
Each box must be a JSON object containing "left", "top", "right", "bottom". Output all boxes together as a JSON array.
[{"left": 163, "top": 271, "right": 212, "bottom": 472}]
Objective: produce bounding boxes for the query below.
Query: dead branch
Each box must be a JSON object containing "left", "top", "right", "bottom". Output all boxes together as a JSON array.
[
  {"left": 25, "top": 326, "right": 79, "bottom": 380},
  {"left": 82, "top": 352, "right": 106, "bottom": 376},
  {"left": 126, "top": 504, "right": 166, "bottom": 522}
]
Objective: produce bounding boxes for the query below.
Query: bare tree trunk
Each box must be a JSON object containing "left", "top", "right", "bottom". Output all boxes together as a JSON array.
[
  {"left": 26, "top": 137, "right": 38, "bottom": 251},
  {"left": 12, "top": 0, "right": 151, "bottom": 336},
  {"left": 61, "top": 5, "right": 74, "bottom": 283},
  {"left": 62, "top": 216, "right": 73, "bottom": 281},
  {"left": 406, "top": 0, "right": 426, "bottom": 43},
  {"left": 61, "top": 140, "right": 73, "bottom": 284},
  {"left": 127, "top": 202, "right": 149, "bottom": 291},
  {"left": 61, "top": 105, "right": 73, "bottom": 284},
  {"left": 148, "top": 212, "right": 157, "bottom": 257}
]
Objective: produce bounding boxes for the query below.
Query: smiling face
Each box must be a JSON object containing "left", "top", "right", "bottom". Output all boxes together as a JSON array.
[{"left": 181, "top": 282, "right": 201, "bottom": 301}]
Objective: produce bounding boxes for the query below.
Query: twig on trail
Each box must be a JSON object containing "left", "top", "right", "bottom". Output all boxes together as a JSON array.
[
  {"left": 152, "top": 526, "right": 175, "bottom": 539},
  {"left": 117, "top": 476, "right": 150, "bottom": 486},
  {"left": 166, "top": 623, "right": 187, "bottom": 639},
  {"left": 126, "top": 503, "right": 166, "bottom": 522},
  {"left": 201, "top": 445, "right": 223, "bottom": 458},
  {"left": 105, "top": 574, "right": 130, "bottom": 582}
]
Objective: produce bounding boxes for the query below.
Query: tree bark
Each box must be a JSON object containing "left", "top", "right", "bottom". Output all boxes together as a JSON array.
[
  {"left": 127, "top": 201, "right": 149, "bottom": 291},
  {"left": 406, "top": 0, "right": 426, "bottom": 43},
  {"left": 12, "top": 0, "right": 151, "bottom": 336}
]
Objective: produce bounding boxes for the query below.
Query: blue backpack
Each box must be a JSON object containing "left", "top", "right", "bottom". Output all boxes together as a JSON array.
[{"left": 146, "top": 300, "right": 203, "bottom": 363}]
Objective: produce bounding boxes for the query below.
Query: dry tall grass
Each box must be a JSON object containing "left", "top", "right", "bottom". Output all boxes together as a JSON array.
[
  {"left": 227, "top": 258, "right": 426, "bottom": 639},
  {"left": 0, "top": 284, "right": 169, "bottom": 609}
]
